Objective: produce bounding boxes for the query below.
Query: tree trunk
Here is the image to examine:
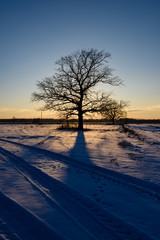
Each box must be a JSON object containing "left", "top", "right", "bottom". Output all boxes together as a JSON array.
[
  {"left": 112, "top": 118, "right": 115, "bottom": 125},
  {"left": 78, "top": 93, "right": 84, "bottom": 130},
  {"left": 78, "top": 109, "right": 83, "bottom": 130}
]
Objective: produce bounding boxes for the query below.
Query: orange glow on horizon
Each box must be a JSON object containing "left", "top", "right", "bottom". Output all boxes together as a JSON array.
[{"left": 0, "top": 108, "right": 160, "bottom": 120}]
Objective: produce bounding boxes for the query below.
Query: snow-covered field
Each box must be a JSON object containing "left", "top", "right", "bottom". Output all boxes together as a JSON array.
[{"left": 0, "top": 123, "right": 160, "bottom": 240}]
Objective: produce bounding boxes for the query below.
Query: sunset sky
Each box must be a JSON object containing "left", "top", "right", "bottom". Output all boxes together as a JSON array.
[{"left": 0, "top": 0, "right": 160, "bottom": 119}]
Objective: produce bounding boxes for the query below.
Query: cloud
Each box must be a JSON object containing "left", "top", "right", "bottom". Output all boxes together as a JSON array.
[
  {"left": 0, "top": 108, "right": 12, "bottom": 112},
  {"left": 18, "top": 109, "right": 33, "bottom": 113},
  {"left": 146, "top": 105, "right": 160, "bottom": 111},
  {"left": 127, "top": 109, "right": 142, "bottom": 112},
  {"left": 127, "top": 105, "right": 160, "bottom": 113},
  {"left": 0, "top": 108, "right": 32, "bottom": 113}
]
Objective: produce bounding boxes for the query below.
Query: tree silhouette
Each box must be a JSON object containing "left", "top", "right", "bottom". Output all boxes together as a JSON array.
[
  {"left": 100, "top": 99, "right": 129, "bottom": 124},
  {"left": 32, "top": 49, "right": 122, "bottom": 130}
]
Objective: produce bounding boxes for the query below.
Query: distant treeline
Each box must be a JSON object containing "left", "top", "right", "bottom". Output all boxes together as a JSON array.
[{"left": 0, "top": 118, "right": 160, "bottom": 125}]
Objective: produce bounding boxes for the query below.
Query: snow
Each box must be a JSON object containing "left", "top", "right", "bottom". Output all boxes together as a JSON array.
[{"left": 0, "top": 123, "right": 160, "bottom": 239}]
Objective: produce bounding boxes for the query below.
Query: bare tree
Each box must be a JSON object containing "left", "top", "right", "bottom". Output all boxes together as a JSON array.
[
  {"left": 100, "top": 99, "right": 129, "bottom": 125},
  {"left": 32, "top": 49, "right": 122, "bottom": 130}
]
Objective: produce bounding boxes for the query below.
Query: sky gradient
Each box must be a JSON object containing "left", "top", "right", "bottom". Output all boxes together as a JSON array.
[{"left": 0, "top": 0, "right": 160, "bottom": 119}]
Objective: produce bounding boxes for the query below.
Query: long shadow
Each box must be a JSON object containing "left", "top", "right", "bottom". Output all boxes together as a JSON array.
[
  {"left": 69, "top": 130, "right": 91, "bottom": 164},
  {"left": 64, "top": 130, "right": 93, "bottom": 188}
]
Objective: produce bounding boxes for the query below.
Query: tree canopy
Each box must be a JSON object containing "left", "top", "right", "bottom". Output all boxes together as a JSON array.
[
  {"left": 100, "top": 99, "right": 129, "bottom": 125},
  {"left": 32, "top": 49, "right": 122, "bottom": 129}
]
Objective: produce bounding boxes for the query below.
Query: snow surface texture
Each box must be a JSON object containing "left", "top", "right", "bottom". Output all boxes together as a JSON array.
[{"left": 0, "top": 124, "right": 160, "bottom": 239}]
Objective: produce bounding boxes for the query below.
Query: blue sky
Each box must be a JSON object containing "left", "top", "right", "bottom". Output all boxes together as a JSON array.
[{"left": 0, "top": 0, "right": 160, "bottom": 119}]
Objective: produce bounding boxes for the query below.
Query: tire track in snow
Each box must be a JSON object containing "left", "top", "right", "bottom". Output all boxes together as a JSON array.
[
  {"left": 0, "top": 144, "right": 156, "bottom": 240},
  {"left": 0, "top": 138, "right": 160, "bottom": 201},
  {"left": 121, "top": 124, "right": 160, "bottom": 147},
  {"left": 0, "top": 190, "right": 64, "bottom": 240},
  {"left": 0, "top": 218, "right": 20, "bottom": 240},
  {"left": 0, "top": 147, "right": 123, "bottom": 240},
  {"left": 119, "top": 125, "right": 160, "bottom": 183},
  {"left": 0, "top": 154, "right": 98, "bottom": 240}
]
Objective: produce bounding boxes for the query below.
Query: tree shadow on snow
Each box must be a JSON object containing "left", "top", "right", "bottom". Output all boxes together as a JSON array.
[
  {"left": 69, "top": 130, "right": 91, "bottom": 164},
  {"left": 63, "top": 130, "right": 93, "bottom": 188}
]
